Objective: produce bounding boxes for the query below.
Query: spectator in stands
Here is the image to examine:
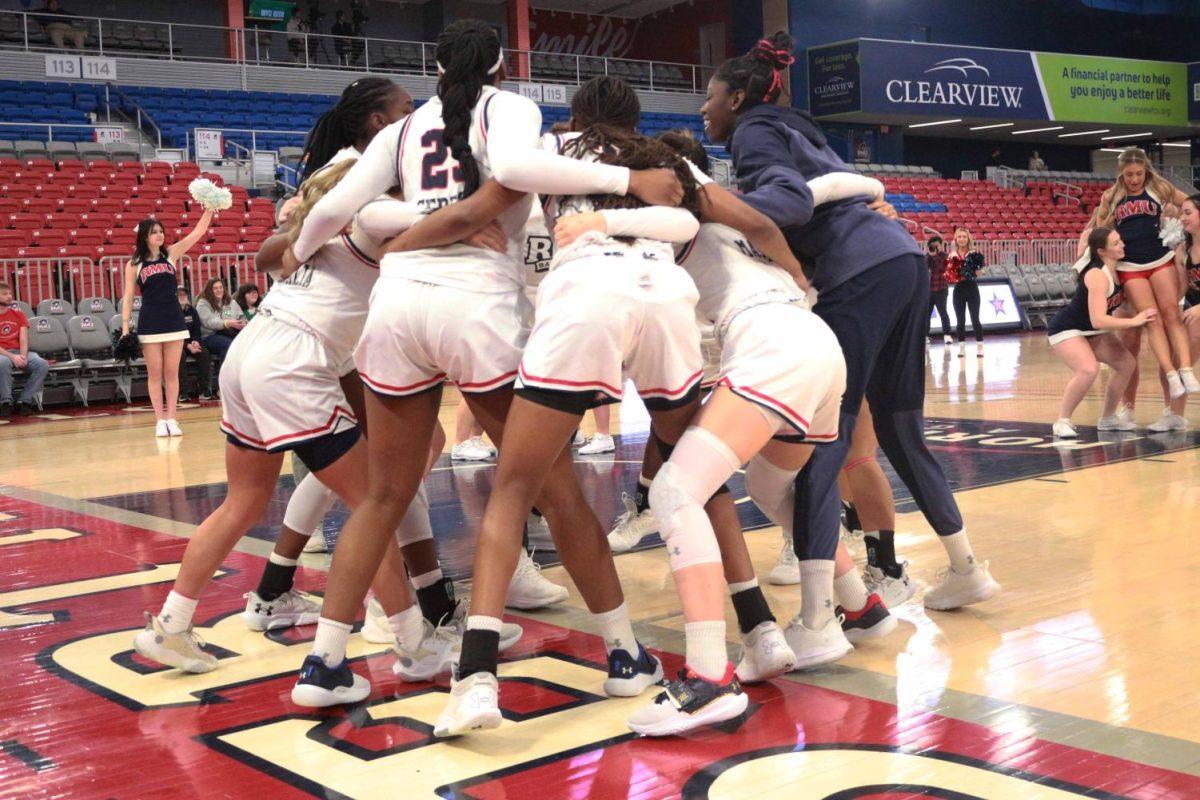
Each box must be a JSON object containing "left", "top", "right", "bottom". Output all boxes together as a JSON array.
[
  {"left": 35, "top": 0, "right": 87, "bottom": 50},
  {"left": 287, "top": 13, "right": 308, "bottom": 63},
  {"left": 945, "top": 227, "right": 986, "bottom": 357},
  {"left": 122, "top": 214, "right": 213, "bottom": 438},
  {"left": 926, "top": 236, "right": 952, "bottom": 345},
  {"left": 177, "top": 287, "right": 214, "bottom": 402},
  {"left": 0, "top": 281, "right": 48, "bottom": 416},
  {"left": 332, "top": 11, "right": 354, "bottom": 66},
  {"left": 987, "top": 148, "right": 1004, "bottom": 172},
  {"left": 1028, "top": 150, "right": 1047, "bottom": 172},
  {"left": 196, "top": 277, "right": 246, "bottom": 360},
  {"left": 235, "top": 285, "right": 261, "bottom": 320}
]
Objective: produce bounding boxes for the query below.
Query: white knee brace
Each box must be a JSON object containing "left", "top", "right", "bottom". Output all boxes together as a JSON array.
[
  {"left": 394, "top": 484, "right": 433, "bottom": 547},
  {"left": 283, "top": 471, "right": 337, "bottom": 535},
  {"left": 744, "top": 455, "right": 798, "bottom": 532},
  {"left": 649, "top": 427, "right": 739, "bottom": 573}
]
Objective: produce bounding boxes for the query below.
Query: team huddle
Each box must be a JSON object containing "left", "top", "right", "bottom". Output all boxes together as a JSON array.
[{"left": 130, "top": 24, "right": 1001, "bottom": 739}]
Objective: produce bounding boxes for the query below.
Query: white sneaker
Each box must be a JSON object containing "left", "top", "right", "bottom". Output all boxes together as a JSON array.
[
  {"left": 783, "top": 615, "right": 853, "bottom": 670},
  {"left": 923, "top": 560, "right": 1001, "bottom": 610},
  {"left": 767, "top": 539, "right": 800, "bottom": 586},
  {"left": 1167, "top": 370, "right": 1186, "bottom": 400},
  {"left": 607, "top": 493, "right": 657, "bottom": 553},
  {"left": 302, "top": 526, "right": 328, "bottom": 553},
  {"left": 434, "top": 671, "right": 502, "bottom": 737},
  {"left": 525, "top": 512, "right": 554, "bottom": 551},
  {"left": 958, "top": 343, "right": 966, "bottom": 358},
  {"left": 578, "top": 433, "right": 616, "bottom": 455},
  {"left": 863, "top": 563, "right": 916, "bottom": 608},
  {"left": 391, "top": 604, "right": 523, "bottom": 681},
  {"left": 506, "top": 549, "right": 568, "bottom": 610},
  {"left": 1052, "top": 419, "right": 1078, "bottom": 438},
  {"left": 1147, "top": 408, "right": 1188, "bottom": 432},
  {"left": 155, "top": 420, "right": 170, "bottom": 437},
  {"left": 1115, "top": 403, "right": 1135, "bottom": 427},
  {"left": 362, "top": 595, "right": 392, "bottom": 644},
  {"left": 626, "top": 666, "right": 747, "bottom": 737},
  {"left": 241, "top": 589, "right": 321, "bottom": 632},
  {"left": 1181, "top": 367, "right": 1200, "bottom": 394},
  {"left": 1097, "top": 414, "right": 1136, "bottom": 431},
  {"left": 165, "top": 418, "right": 183, "bottom": 436},
  {"left": 132, "top": 612, "right": 218, "bottom": 673},
  {"left": 450, "top": 436, "right": 494, "bottom": 461},
  {"left": 975, "top": 343, "right": 984, "bottom": 358},
  {"left": 571, "top": 429, "right": 586, "bottom": 447},
  {"left": 943, "top": 335, "right": 954, "bottom": 345},
  {"left": 735, "top": 621, "right": 796, "bottom": 683}
]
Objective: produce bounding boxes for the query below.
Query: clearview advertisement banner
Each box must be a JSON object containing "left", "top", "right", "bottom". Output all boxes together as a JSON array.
[
  {"left": 809, "top": 39, "right": 1188, "bottom": 126},
  {"left": 1189, "top": 63, "right": 1200, "bottom": 122}
]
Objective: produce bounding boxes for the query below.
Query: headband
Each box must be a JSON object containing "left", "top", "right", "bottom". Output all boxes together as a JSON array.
[{"left": 436, "top": 50, "right": 504, "bottom": 76}]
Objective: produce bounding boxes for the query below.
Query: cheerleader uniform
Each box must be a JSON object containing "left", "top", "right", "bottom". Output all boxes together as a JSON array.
[
  {"left": 134, "top": 256, "right": 188, "bottom": 344},
  {"left": 1046, "top": 264, "right": 1124, "bottom": 346},
  {"left": 1184, "top": 248, "right": 1200, "bottom": 309},
  {"left": 1113, "top": 190, "right": 1173, "bottom": 281},
  {"left": 946, "top": 249, "right": 985, "bottom": 344}
]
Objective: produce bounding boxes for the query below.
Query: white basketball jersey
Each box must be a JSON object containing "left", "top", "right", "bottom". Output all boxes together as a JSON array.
[
  {"left": 679, "top": 223, "right": 804, "bottom": 336},
  {"left": 384, "top": 86, "right": 536, "bottom": 292},
  {"left": 522, "top": 201, "right": 554, "bottom": 293}
]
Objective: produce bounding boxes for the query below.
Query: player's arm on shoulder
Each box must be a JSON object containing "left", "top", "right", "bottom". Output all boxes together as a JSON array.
[
  {"left": 355, "top": 197, "right": 424, "bottom": 242},
  {"left": 806, "top": 172, "right": 884, "bottom": 206},
  {"left": 255, "top": 233, "right": 293, "bottom": 278},
  {"left": 733, "top": 121, "right": 815, "bottom": 229},
  {"left": 385, "top": 179, "right": 527, "bottom": 255},
  {"left": 695, "top": 181, "right": 809, "bottom": 290}
]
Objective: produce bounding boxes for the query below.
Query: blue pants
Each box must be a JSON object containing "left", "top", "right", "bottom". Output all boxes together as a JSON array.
[
  {"left": 202, "top": 332, "right": 235, "bottom": 360},
  {"left": 0, "top": 351, "right": 49, "bottom": 404},
  {"left": 794, "top": 254, "right": 963, "bottom": 560}
]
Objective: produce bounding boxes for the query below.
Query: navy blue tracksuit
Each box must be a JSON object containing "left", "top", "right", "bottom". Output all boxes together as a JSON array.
[{"left": 729, "top": 104, "right": 963, "bottom": 560}]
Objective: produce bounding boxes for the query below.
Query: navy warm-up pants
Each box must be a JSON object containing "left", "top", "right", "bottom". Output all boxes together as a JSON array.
[{"left": 794, "top": 253, "right": 963, "bottom": 561}]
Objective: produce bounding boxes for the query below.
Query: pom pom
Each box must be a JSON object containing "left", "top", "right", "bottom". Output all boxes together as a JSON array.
[
  {"left": 188, "top": 178, "right": 233, "bottom": 212},
  {"left": 1159, "top": 216, "right": 1185, "bottom": 249}
]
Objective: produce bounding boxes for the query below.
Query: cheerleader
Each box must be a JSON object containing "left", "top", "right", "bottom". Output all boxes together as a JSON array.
[
  {"left": 945, "top": 228, "right": 985, "bottom": 357},
  {"left": 1080, "top": 148, "right": 1196, "bottom": 399},
  {"left": 1048, "top": 227, "right": 1155, "bottom": 438},
  {"left": 279, "top": 21, "right": 686, "bottom": 710},
  {"left": 702, "top": 33, "right": 1000, "bottom": 641}
]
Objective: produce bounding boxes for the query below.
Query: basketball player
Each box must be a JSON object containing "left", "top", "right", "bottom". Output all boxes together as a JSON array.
[
  {"left": 703, "top": 34, "right": 1000, "bottom": 642},
  {"left": 1049, "top": 228, "right": 1154, "bottom": 439},
  {"left": 278, "top": 21, "right": 686, "bottom": 709}
]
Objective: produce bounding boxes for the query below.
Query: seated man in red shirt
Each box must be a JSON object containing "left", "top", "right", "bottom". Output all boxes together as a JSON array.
[{"left": 0, "top": 281, "right": 49, "bottom": 416}]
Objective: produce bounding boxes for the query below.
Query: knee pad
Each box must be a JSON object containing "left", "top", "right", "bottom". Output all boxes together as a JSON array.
[
  {"left": 394, "top": 484, "right": 433, "bottom": 547},
  {"left": 744, "top": 455, "right": 797, "bottom": 529},
  {"left": 283, "top": 471, "right": 338, "bottom": 534},
  {"left": 648, "top": 428, "right": 738, "bottom": 573}
]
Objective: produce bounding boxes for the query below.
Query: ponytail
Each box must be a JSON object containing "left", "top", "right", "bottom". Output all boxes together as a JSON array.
[
  {"left": 435, "top": 19, "right": 502, "bottom": 199},
  {"left": 714, "top": 31, "right": 795, "bottom": 111},
  {"left": 299, "top": 77, "right": 398, "bottom": 182}
]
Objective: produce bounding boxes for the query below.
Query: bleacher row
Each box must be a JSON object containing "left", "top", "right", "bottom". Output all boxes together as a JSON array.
[{"left": 0, "top": 158, "right": 275, "bottom": 274}]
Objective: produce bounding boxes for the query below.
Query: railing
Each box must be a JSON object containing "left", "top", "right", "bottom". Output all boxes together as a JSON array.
[
  {"left": 1051, "top": 181, "right": 1082, "bottom": 207},
  {"left": 974, "top": 238, "right": 1078, "bottom": 267},
  {"left": 0, "top": 120, "right": 122, "bottom": 146},
  {"left": 0, "top": 9, "right": 706, "bottom": 94},
  {"left": 107, "top": 84, "right": 162, "bottom": 150},
  {"left": 1156, "top": 164, "right": 1200, "bottom": 194}
]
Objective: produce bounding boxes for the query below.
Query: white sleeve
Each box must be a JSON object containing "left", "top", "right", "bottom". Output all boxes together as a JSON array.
[
  {"left": 806, "top": 172, "right": 884, "bottom": 207},
  {"left": 354, "top": 197, "right": 424, "bottom": 242},
  {"left": 686, "top": 159, "right": 713, "bottom": 186},
  {"left": 599, "top": 207, "right": 699, "bottom": 244},
  {"left": 291, "top": 121, "right": 405, "bottom": 262},
  {"left": 486, "top": 93, "right": 631, "bottom": 197}
]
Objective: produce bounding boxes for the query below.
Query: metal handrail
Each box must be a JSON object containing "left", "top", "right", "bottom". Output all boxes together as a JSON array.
[
  {"left": 106, "top": 83, "right": 160, "bottom": 150},
  {"left": 1051, "top": 180, "right": 1082, "bottom": 207},
  {"left": 0, "top": 8, "right": 706, "bottom": 94}
]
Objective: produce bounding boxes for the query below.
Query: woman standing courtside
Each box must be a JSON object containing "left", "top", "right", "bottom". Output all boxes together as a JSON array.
[{"left": 945, "top": 228, "right": 985, "bottom": 357}]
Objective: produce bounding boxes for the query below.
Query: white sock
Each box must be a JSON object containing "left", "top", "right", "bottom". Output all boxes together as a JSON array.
[
  {"left": 389, "top": 605, "right": 426, "bottom": 652},
  {"left": 684, "top": 620, "right": 728, "bottom": 681},
  {"left": 728, "top": 577, "right": 759, "bottom": 595},
  {"left": 798, "top": 560, "right": 836, "bottom": 629},
  {"left": 833, "top": 570, "right": 870, "bottom": 613},
  {"left": 411, "top": 568, "right": 444, "bottom": 591},
  {"left": 268, "top": 552, "right": 298, "bottom": 567},
  {"left": 312, "top": 617, "right": 353, "bottom": 667},
  {"left": 638, "top": 474, "right": 652, "bottom": 490},
  {"left": 466, "top": 614, "right": 503, "bottom": 633},
  {"left": 940, "top": 530, "right": 977, "bottom": 572},
  {"left": 593, "top": 602, "right": 637, "bottom": 655},
  {"left": 158, "top": 590, "right": 198, "bottom": 634}
]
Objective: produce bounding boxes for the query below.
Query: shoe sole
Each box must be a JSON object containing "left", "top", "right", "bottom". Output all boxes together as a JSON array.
[
  {"left": 291, "top": 681, "right": 371, "bottom": 707},
  {"left": 924, "top": 579, "right": 1002, "bottom": 611},
  {"left": 133, "top": 630, "right": 216, "bottom": 674},
  {"left": 579, "top": 447, "right": 616, "bottom": 455},
  {"left": 788, "top": 639, "right": 854, "bottom": 670},
  {"left": 450, "top": 454, "right": 492, "bottom": 462},
  {"left": 766, "top": 570, "right": 801, "bottom": 586},
  {"left": 241, "top": 611, "right": 321, "bottom": 632},
  {"left": 604, "top": 658, "right": 665, "bottom": 697},
  {"left": 434, "top": 709, "right": 502, "bottom": 738},
  {"left": 393, "top": 657, "right": 450, "bottom": 682},
  {"left": 844, "top": 613, "right": 898, "bottom": 643},
  {"left": 607, "top": 534, "right": 652, "bottom": 554},
  {"left": 735, "top": 652, "right": 797, "bottom": 683},
  {"left": 505, "top": 590, "right": 570, "bottom": 610},
  {"left": 628, "top": 692, "right": 749, "bottom": 737}
]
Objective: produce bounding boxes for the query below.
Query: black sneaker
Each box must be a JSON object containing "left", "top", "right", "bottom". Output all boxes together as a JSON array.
[
  {"left": 841, "top": 500, "right": 862, "bottom": 535},
  {"left": 290, "top": 654, "right": 371, "bottom": 707},
  {"left": 837, "top": 592, "right": 898, "bottom": 643},
  {"left": 626, "top": 665, "right": 749, "bottom": 736},
  {"left": 0, "top": 401, "right": 11, "bottom": 417},
  {"left": 16, "top": 402, "right": 35, "bottom": 416},
  {"left": 603, "top": 642, "right": 664, "bottom": 697}
]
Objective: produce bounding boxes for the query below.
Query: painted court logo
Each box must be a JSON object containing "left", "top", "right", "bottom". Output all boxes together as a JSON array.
[{"left": 887, "top": 56, "right": 1023, "bottom": 109}]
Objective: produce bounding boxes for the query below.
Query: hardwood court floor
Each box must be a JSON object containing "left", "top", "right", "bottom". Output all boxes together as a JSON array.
[{"left": 2, "top": 333, "right": 1199, "bottom": 798}]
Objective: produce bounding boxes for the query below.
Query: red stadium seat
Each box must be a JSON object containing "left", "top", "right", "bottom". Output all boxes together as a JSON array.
[
  {"left": 25, "top": 159, "right": 54, "bottom": 172},
  {"left": 24, "top": 198, "right": 57, "bottom": 214},
  {"left": 70, "top": 230, "right": 106, "bottom": 247},
  {"left": 116, "top": 161, "right": 143, "bottom": 173},
  {"left": 57, "top": 159, "right": 86, "bottom": 173},
  {"left": 126, "top": 199, "right": 159, "bottom": 215},
  {"left": 31, "top": 230, "right": 69, "bottom": 248},
  {"left": 77, "top": 213, "right": 114, "bottom": 229},
  {"left": 57, "top": 245, "right": 99, "bottom": 261},
  {"left": 0, "top": 230, "right": 29, "bottom": 249},
  {"left": 44, "top": 213, "right": 78, "bottom": 229},
  {"left": 1, "top": 185, "right": 36, "bottom": 200},
  {"left": 8, "top": 213, "right": 42, "bottom": 230},
  {"left": 0, "top": 198, "right": 20, "bottom": 216},
  {"left": 91, "top": 199, "right": 124, "bottom": 214}
]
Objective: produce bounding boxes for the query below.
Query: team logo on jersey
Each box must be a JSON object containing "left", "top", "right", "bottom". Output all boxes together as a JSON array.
[
  {"left": 525, "top": 235, "right": 553, "bottom": 273},
  {"left": 1114, "top": 197, "right": 1159, "bottom": 223}
]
